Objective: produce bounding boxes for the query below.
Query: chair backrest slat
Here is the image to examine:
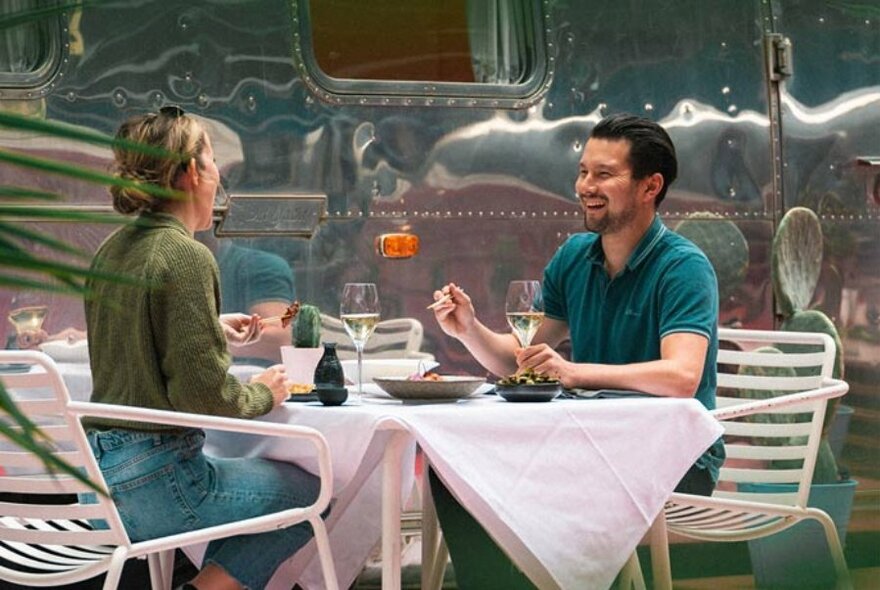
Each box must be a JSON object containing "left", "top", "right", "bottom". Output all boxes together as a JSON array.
[
  {"left": 720, "top": 467, "right": 804, "bottom": 484},
  {"left": 0, "top": 524, "right": 119, "bottom": 547},
  {"left": 1, "top": 449, "right": 84, "bottom": 469},
  {"left": 712, "top": 328, "right": 838, "bottom": 508},
  {"left": 0, "top": 501, "right": 108, "bottom": 521},
  {"left": 0, "top": 475, "right": 96, "bottom": 495},
  {"left": 725, "top": 443, "right": 809, "bottom": 461},
  {"left": 719, "top": 373, "right": 823, "bottom": 391},
  {"left": 321, "top": 314, "right": 427, "bottom": 359}
]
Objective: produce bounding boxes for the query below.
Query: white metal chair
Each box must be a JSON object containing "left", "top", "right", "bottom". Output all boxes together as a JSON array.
[
  {"left": 643, "top": 328, "right": 852, "bottom": 590},
  {"left": 0, "top": 350, "right": 339, "bottom": 590},
  {"left": 321, "top": 313, "right": 434, "bottom": 361}
]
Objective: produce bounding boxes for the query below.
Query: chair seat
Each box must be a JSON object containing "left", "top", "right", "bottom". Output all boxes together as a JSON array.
[
  {"left": 0, "top": 516, "right": 115, "bottom": 578},
  {"left": 664, "top": 496, "right": 799, "bottom": 542}
]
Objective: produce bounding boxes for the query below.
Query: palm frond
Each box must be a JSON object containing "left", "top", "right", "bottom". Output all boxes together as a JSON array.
[
  {"left": 0, "top": 187, "right": 61, "bottom": 201},
  {"left": 0, "top": 148, "right": 184, "bottom": 201},
  {"left": 0, "top": 110, "right": 185, "bottom": 163},
  {"left": 0, "top": 221, "right": 90, "bottom": 258}
]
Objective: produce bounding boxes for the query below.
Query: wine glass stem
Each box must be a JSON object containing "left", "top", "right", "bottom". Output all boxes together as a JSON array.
[{"left": 356, "top": 344, "right": 364, "bottom": 397}]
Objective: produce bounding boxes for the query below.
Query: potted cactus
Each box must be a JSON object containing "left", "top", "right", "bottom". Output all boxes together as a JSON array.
[
  {"left": 281, "top": 304, "right": 325, "bottom": 392},
  {"left": 744, "top": 207, "right": 857, "bottom": 589},
  {"left": 674, "top": 213, "right": 750, "bottom": 309}
]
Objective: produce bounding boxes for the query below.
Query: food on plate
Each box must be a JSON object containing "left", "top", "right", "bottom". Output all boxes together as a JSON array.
[
  {"left": 496, "top": 367, "right": 558, "bottom": 386},
  {"left": 408, "top": 371, "right": 443, "bottom": 382},
  {"left": 287, "top": 382, "right": 314, "bottom": 395}
]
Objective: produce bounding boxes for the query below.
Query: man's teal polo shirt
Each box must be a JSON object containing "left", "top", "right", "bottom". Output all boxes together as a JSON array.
[{"left": 543, "top": 215, "right": 724, "bottom": 479}]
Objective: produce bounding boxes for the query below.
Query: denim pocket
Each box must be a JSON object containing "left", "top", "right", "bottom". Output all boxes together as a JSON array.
[{"left": 112, "top": 462, "right": 199, "bottom": 540}]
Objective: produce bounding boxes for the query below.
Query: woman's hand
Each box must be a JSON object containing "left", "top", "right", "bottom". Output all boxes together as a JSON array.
[
  {"left": 219, "top": 313, "right": 262, "bottom": 345},
  {"left": 251, "top": 364, "right": 289, "bottom": 406},
  {"left": 431, "top": 283, "right": 476, "bottom": 341}
]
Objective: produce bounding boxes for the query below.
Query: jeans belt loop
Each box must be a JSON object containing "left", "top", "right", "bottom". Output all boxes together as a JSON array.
[{"left": 88, "top": 432, "right": 103, "bottom": 460}]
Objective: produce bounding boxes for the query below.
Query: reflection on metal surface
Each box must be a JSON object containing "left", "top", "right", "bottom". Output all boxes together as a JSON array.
[{"left": 214, "top": 193, "right": 326, "bottom": 238}]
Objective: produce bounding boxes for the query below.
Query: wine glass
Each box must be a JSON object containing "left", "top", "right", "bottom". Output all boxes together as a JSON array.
[
  {"left": 8, "top": 305, "right": 49, "bottom": 348},
  {"left": 340, "top": 283, "right": 380, "bottom": 402},
  {"left": 505, "top": 280, "right": 544, "bottom": 348}
]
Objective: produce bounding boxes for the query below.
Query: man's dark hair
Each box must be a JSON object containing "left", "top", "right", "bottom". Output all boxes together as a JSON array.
[{"left": 590, "top": 113, "right": 678, "bottom": 207}]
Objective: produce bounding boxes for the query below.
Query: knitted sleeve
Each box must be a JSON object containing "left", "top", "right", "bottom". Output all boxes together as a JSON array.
[{"left": 150, "top": 237, "right": 274, "bottom": 418}]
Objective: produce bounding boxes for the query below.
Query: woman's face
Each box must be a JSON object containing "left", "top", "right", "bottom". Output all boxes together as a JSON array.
[{"left": 193, "top": 134, "right": 220, "bottom": 231}]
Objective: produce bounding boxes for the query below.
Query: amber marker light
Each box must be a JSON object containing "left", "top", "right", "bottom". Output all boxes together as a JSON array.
[{"left": 376, "top": 233, "right": 420, "bottom": 258}]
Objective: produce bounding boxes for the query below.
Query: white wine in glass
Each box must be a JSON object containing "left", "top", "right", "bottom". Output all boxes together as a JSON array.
[
  {"left": 505, "top": 280, "right": 544, "bottom": 347},
  {"left": 340, "top": 283, "right": 380, "bottom": 402}
]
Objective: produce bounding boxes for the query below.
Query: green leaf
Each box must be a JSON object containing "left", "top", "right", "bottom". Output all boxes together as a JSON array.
[
  {"left": 0, "top": 187, "right": 61, "bottom": 201},
  {"left": 0, "top": 206, "right": 124, "bottom": 224},
  {"left": 0, "top": 275, "right": 87, "bottom": 295},
  {"left": 0, "top": 222, "right": 91, "bottom": 258},
  {"left": 0, "top": 148, "right": 185, "bottom": 201},
  {"left": 0, "top": 110, "right": 185, "bottom": 163}
]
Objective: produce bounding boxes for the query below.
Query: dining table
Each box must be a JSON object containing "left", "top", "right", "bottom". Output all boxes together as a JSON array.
[
  {"left": 47, "top": 360, "right": 723, "bottom": 589},
  {"left": 196, "top": 384, "right": 724, "bottom": 590}
]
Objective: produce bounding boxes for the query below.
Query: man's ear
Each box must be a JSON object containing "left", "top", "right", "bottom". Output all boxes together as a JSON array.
[{"left": 642, "top": 172, "right": 664, "bottom": 203}]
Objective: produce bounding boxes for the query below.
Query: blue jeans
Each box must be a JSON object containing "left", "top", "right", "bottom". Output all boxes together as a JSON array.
[{"left": 84, "top": 428, "right": 321, "bottom": 590}]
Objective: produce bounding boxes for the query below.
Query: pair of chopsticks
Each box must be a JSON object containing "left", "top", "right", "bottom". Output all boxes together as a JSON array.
[{"left": 426, "top": 293, "right": 452, "bottom": 310}]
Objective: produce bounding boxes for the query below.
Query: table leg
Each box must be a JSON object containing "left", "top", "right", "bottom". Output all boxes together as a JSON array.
[
  {"left": 420, "top": 457, "right": 448, "bottom": 590},
  {"left": 382, "top": 431, "right": 409, "bottom": 590}
]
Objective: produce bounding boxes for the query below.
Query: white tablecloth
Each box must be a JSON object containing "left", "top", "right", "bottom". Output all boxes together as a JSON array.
[{"left": 204, "top": 388, "right": 723, "bottom": 590}]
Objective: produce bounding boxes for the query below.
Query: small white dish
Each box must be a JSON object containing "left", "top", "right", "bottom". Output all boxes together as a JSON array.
[{"left": 38, "top": 340, "right": 89, "bottom": 363}]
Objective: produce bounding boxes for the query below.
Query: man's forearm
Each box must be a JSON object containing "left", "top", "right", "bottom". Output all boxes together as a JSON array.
[{"left": 458, "top": 320, "right": 519, "bottom": 377}]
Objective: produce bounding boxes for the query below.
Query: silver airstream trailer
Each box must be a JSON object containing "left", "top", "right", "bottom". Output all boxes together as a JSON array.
[{"left": 1, "top": 1, "right": 877, "bottom": 583}]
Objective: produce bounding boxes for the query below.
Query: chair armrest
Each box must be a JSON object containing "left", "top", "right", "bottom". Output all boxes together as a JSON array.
[
  {"left": 711, "top": 378, "right": 848, "bottom": 422},
  {"left": 65, "top": 401, "right": 334, "bottom": 512}
]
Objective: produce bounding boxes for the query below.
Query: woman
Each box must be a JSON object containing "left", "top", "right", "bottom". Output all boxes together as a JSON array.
[{"left": 83, "top": 108, "right": 318, "bottom": 590}]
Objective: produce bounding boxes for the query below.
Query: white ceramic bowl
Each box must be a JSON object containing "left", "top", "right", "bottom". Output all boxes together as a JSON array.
[{"left": 341, "top": 358, "right": 438, "bottom": 384}]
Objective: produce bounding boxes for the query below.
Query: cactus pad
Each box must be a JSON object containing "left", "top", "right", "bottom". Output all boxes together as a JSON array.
[
  {"left": 737, "top": 346, "right": 802, "bottom": 447},
  {"left": 675, "top": 214, "right": 749, "bottom": 303},
  {"left": 294, "top": 304, "right": 322, "bottom": 348},
  {"left": 772, "top": 207, "right": 823, "bottom": 318}
]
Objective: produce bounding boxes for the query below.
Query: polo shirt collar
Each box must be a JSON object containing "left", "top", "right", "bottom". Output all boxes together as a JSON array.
[
  {"left": 626, "top": 215, "right": 667, "bottom": 271},
  {"left": 583, "top": 214, "right": 667, "bottom": 271}
]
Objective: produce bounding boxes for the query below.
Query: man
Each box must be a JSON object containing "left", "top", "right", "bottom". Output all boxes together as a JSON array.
[
  {"left": 197, "top": 231, "right": 297, "bottom": 366},
  {"left": 430, "top": 113, "right": 725, "bottom": 589}
]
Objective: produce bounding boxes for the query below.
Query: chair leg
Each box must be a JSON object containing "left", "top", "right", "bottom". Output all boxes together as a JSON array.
[
  {"left": 808, "top": 509, "right": 853, "bottom": 590},
  {"left": 310, "top": 516, "right": 340, "bottom": 590},
  {"left": 148, "top": 549, "right": 175, "bottom": 590},
  {"left": 649, "top": 510, "right": 673, "bottom": 590},
  {"left": 619, "top": 551, "right": 646, "bottom": 590},
  {"left": 102, "top": 546, "right": 129, "bottom": 590}
]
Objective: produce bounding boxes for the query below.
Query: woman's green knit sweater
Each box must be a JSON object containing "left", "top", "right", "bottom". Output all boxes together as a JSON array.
[{"left": 84, "top": 212, "right": 273, "bottom": 431}]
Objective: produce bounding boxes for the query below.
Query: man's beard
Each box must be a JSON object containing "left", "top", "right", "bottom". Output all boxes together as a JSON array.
[{"left": 583, "top": 197, "right": 638, "bottom": 234}]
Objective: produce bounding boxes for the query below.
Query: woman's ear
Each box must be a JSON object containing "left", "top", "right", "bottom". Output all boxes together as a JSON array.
[{"left": 178, "top": 157, "right": 199, "bottom": 190}]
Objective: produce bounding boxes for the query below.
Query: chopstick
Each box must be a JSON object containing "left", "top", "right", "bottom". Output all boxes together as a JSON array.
[
  {"left": 426, "top": 294, "right": 452, "bottom": 310},
  {"left": 259, "top": 315, "right": 284, "bottom": 326}
]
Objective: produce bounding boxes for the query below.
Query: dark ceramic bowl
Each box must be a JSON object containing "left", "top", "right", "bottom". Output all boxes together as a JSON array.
[
  {"left": 494, "top": 382, "right": 561, "bottom": 402},
  {"left": 316, "top": 385, "right": 348, "bottom": 406}
]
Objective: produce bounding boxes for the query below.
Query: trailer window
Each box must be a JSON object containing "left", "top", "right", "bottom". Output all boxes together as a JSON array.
[
  {"left": 297, "top": 0, "right": 547, "bottom": 105},
  {"left": 0, "top": 1, "right": 63, "bottom": 90}
]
